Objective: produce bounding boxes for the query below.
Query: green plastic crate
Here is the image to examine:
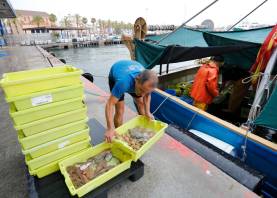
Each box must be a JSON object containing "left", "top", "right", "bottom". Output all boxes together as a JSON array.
[
  {"left": 15, "top": 106, "right": 87, "bottom": 137},
  {"left": 0, "top": 65, "right": 83, "bottom": 97},
  {"left": 112, "top": 115, "right": 168, "bottom": 161},
  {"left": 59, "top": 143, "right": 132, "bottom": 197},
  {"left": 22, "top": 127, "right": 90, "bottom": 159},
  {"left": 29, "top": 147, "right": 89, "bottom": 178},
  {"left": 10, "top": 96, "right": 84, "bottom": 125},
  {"left": 18, "top": 118, "right": 89, "bottom": 150},
  {"left": 6, "top": 84, "right": 84, "bottom": 111},
  {"left": 26, "top": 138, "right": 91, "bottom": 171}
]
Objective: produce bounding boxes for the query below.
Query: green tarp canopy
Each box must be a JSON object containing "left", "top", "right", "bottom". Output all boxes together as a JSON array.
[
  {"left": 135, "top": 26, "right": 273, "bottom": 70},
  {"left": 146, "top": 26, "right": 272, "bottom": 46},
  {"left": 254, "top": 85, "right": 277, "bottom": 130}
]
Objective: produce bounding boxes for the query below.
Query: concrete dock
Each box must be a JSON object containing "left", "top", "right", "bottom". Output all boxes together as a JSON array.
[{"left": 0, "top": 46, "right": 258, "bottom": 198}]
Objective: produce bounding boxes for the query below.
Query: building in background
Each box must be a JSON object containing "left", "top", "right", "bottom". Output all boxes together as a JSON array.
[{"left": 6, "top": 10, "right": 53, "bottom": 34}]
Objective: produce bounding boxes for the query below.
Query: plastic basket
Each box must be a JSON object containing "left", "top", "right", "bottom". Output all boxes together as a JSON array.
[
  {"left": 10, "top": 97, "right": 84, "bottom": 125},
  {"left": 29, "top": 148, "right": 89, "bottom": 178},
  {"left": 15, "top": 106, "right": 87, "bottom": 137},
  {"left": 0, "top": 65, "right": 82, "bottom": 97},
  {"left": 22, "top": 127, "right": 90, "bottom": 159},
  {"left": 26, "top": 138, "right": 91, "bottom": 171},
  {"left": 112, "top": 115, "right": 168, "bottom": 161},
  {"left": 6, "top": 84, "right": 84, "bottom": 111},
  {"left": 18, "top": 118, "right": 88, "bottom": 150},
  {"left": 59, "top": 143, "right": 132, "bottom": 197}
]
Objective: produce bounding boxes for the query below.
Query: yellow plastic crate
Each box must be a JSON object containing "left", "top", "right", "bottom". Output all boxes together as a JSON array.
[
  {"left": 26, "top": 138, "right": 91, "bottom": 171},
  {"left": 15, "top": 106, "right": 87, "bottom": 137},
  {"left": 10, "top": 96, "right": 84, "bottom": 125},
  {"left": 59, "top": 143, "right": 132, "bottom": 197},
  {"left": 22, "top": 127, "right": 90, "bottom": 159},
  {"left": 18, "top": 118, "right": 89, "bottom": 150},
  {"left": 112, "top": 115, "right": 168, "bottom": 161},
  {"left": 29, "top": 148, "right": 89, "bottom": 178},
  {"left": 6, "top": 84, "right": 84, "bottom": 111},
  {"left": 0, "top": 65, "right": 82, "bottom": 97}
]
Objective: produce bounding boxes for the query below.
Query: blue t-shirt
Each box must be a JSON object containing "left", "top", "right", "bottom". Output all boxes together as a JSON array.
[{"left": 109, "top": 60, "right": 144, "bottom": 99}]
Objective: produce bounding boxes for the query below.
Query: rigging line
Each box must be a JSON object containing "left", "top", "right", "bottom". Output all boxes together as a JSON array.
[
  {"left": 150, "top": 93, "right": 198, "bottom": 131},
  {"left": 241, "top": 73, "right": 263, "bottom": 84},
  {"left": 151, "top": 95, "right": 171, "bottom": 115},
  {"left": 185, "top": 111, "right": 198, "bottom": 131},
  {"left": 156, "top": 0, "right": 219, "bottom": 44},
  {"left": 228, "top": 0, "right": 268, "bottom": 31},
  {"left": 247, "top": 74, "right": 277, "bottom": 121},
  {"left": 241, "top": 74, "right": 277, "bottom": 161},
  {"left": 241, "top": 122, "right": 254, "bottom": 161}
]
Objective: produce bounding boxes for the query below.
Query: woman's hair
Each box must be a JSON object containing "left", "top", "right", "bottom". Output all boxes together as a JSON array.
[{"left": 136, "top": 69, "right": 158, "bottom": 85}]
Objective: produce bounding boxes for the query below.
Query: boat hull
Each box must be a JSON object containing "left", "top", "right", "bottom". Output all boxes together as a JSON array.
[{"left": 151, "top": 89, "right": 277, "bottom": 198}]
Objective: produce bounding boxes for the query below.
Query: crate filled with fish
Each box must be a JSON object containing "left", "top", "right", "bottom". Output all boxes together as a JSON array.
[
  {"left": 59, "top": 143, "right": 132, "bottom": 197},
  {"left": 112, "top": 115, "right": 168, "bottom": 161}
]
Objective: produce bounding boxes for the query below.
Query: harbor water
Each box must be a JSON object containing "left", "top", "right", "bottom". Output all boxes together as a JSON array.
[
  {"left": 52, "top": 45, "right": 138, "bottom": 109},
  {"left": 52, "top": 45, "right": 196, "bottom": 110},
  {"left": 52, "top": 45, "right": 130, "bottom": 92}
]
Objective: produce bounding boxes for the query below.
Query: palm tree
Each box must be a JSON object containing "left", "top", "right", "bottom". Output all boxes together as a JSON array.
[
  {"left": 113, "top": 21, "right": 121, "bottom": 35},
  {"left": 82, "top": 17, "right": 88, "bottom": 36},
  {"left": 32, "top": 16, "right": 44, "bottom": 27},
  {"left": 91, "top": 17, "right": 96, "bottom": 33},
  {"left": 97, "top": 19, "right": 102, "bottom": 33},
  {"left": 63, "top": 16, "right": 71, "bottom": 27},
  {"left": 6, "top": 19, "right": 13, "bottom": 34},
  {"left": 82, "top": 17, "right": 88, "bottom": 26},
  {"left": 60, "top": 16, "right": 71, "bottom": 38},
  {"left": 91, "top": 18, "right": 96, "bottom": 24},
  {"left": 102, "top": 20, "right": 107, "bottom": 34},
  {"left": 127, "top": 23, "right": 133, "bottom": 30},
  {"left": 75, "top": 14, "right": 81, "bottom": 37},
  {"left": 11, "top": 18, "right": 19, "bottom": 34},
  {"left": 49, "top": 13, "right": 57, "bottom": 27}
]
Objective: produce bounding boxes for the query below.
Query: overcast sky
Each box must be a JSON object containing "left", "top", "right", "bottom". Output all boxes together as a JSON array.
[{"left": 9, "top": 0, "right": 277, "bottom": 27}]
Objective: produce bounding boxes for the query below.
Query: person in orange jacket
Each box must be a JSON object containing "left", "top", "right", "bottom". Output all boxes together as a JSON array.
[{"left": 190, "top": 56, "right": 224, "bottom": 111}]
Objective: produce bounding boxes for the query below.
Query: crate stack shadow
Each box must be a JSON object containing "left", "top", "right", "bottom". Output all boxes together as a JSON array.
[{"left": 0, "top": 66, "right": 91, "bottom": 178}]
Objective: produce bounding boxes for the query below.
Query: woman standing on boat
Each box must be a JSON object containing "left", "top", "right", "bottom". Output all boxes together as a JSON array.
[
  {"left": 190, "top": 56, "right": 224, "bottom": 111},
  {"left": 105, "top": 60, "right": 158, "bottom": 142}
]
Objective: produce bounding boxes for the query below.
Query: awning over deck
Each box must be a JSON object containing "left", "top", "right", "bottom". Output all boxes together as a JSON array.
[{"left": 136, "top": 26, "right": 273, "bottom": 70}]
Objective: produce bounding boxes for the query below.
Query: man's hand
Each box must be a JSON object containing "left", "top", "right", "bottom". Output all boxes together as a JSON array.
[
  {"left": 105, "top": 129, "right": 116, "bottom": 143},
  {"left": 145, "top": 112, "right": 155, "bottom": 120}
]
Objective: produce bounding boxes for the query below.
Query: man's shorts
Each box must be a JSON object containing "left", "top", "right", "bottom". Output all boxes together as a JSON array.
[{"left": 108, "top": 77, "right": 141, "bottom": 101}]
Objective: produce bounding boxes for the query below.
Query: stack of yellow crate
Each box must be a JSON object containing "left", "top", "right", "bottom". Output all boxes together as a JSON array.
[{"left": 0, "top": 65, "right": 92, "bottom": 178}]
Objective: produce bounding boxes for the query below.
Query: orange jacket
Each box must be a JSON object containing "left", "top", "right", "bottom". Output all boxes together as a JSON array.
[{"left": 190, "top": 63, "right": 219, "bottom": 104}]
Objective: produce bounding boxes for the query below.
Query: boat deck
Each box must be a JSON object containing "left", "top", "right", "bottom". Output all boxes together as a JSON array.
[{"left": 0, "top": 46, "right": 258, "bottom": 198}]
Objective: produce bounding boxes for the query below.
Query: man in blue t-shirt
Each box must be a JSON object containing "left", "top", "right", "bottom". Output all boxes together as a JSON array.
[{"left": 105, "top": 60, "right": 158, "bottom": 142}]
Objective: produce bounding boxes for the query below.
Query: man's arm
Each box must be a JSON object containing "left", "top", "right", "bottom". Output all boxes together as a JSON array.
[
  {"left": 144, "top": 93, "right": 154, "bottom": 120},
  {"left": 134, "top": 97, "right": 146, "bottom": 115},
  {"left": 105, "top": 95, "right": 118, "bottom": 142},
  {"left": 206, "top": 69, "right": 219, "bottom": 97}
]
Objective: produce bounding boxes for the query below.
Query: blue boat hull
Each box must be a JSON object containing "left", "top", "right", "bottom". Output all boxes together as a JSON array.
[{"left": 151, "top": 90, "right": 277, "bottom": 197}]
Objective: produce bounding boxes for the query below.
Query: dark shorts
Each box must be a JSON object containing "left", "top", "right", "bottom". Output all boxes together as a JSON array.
[{"left": 108, "top": 77, "right": 141, "bottom": 101}]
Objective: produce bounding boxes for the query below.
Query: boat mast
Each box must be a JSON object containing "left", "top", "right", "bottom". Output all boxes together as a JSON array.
[
  {"left": 156, "top": 0, "right": 219, "bottom": 44},
  {"left": 227, "top": 0, "right": 268, "bottom": 31}
]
